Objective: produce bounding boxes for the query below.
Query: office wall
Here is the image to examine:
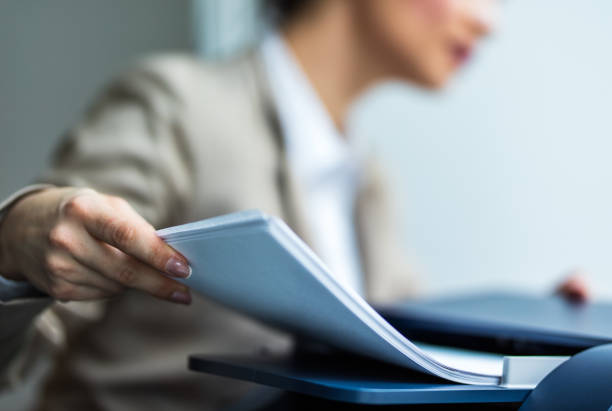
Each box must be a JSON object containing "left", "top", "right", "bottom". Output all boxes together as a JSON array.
[
  {"left": 349, "top": 0, "right": 612, "bottom": 298},
  {"left": 0, "top": 0, "right": 192, "bottom": 200}
]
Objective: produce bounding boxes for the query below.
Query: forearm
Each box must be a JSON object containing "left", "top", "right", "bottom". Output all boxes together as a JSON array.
[
  {"left": 0, "top": 187, "right": 52, "bottom": 387},
  {"left": 0, "top": 184, "right": 54, "bottom": 280}
]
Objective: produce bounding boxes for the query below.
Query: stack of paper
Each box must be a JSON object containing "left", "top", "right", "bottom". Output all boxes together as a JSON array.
[{"left": 158, "top": 210, "right": 565, "bottom": 387}]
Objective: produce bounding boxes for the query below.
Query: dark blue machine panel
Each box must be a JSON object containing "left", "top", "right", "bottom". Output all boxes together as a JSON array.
[
  {"left": 188, "top": 352, "right": 531, "bottom": 405},
  {"left": 378, "top": 293, "right": 612, "bottom": 354}
]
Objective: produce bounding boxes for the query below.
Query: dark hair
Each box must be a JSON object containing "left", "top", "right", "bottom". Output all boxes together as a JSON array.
[{"left": 264, "top": 0, "right": 317, "bottom": 25}]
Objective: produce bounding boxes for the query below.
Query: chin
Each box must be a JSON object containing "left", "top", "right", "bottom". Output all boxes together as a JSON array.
[
  {"left": 410, "top": 71, "right": 451, "bottom": 90},
  {"left": 398, "top": 62, "right": 453, "bottom": 90},
  {"left": 392, "top": 56, "right": 454, "bottom": 90},
  {"left": 421, "top": 76, "right": 449, "bottom": 90}
]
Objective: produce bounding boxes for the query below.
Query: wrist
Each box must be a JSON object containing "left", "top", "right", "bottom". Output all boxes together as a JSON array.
[
  {"left": 0, "top": 209, "right": 20, "bottom": 280},
  {"left": 0, "top": 185, "right": 53, "bottom": 279}
]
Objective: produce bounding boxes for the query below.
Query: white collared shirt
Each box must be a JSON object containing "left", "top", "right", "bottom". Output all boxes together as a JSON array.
[{"left": 261, "top": 33, "right": 364, "bottom": 294}]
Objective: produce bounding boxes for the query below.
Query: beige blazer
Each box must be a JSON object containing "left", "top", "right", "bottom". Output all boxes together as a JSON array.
[{"left": 0, "top": 49, "right": 415, "bottom": 410}]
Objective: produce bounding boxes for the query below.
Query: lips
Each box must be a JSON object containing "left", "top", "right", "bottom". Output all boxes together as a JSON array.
[{"left": 451, "top": 43, "right": 473, "bottom": 66}]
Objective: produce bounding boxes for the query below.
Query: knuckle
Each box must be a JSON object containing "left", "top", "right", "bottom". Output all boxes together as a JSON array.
[
  {"left": 109, "top": 222, "right": 135, "bottom": 246},
  {"left": 150, "top": 244, "right": 170, "bottom": 269},
  {"left": 48, "top": 280, "right": 76, "bottom": 300},
  {"left": 153, "top": 278, "right": 175, "bottom": 298},
  {"left": 116, "top": 265, "right": 137, "bottom": 285},
  {"left": 48, "top": 226, "right": 75, "bottom": 252},
  {"left": 107, "top": 196, "right": 129, "bottom": 208},
  {"left": 60, "top": 195, "right": 89, "bottom": 219},
  {"left": 43, "top": 255, "right": 79, "bottom": 282},
  {"left": 43, "top": 254, "right": 67, "bottom": 275}
]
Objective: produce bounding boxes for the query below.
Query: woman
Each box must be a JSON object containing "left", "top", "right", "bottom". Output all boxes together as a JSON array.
[{"left": 0, "top": 0, "right": 585, "bottom": 409}]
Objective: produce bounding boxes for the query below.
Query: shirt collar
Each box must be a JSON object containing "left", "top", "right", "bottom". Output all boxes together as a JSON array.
[{"left": 260, "top": 32, "right": 357, "bottom": 186}]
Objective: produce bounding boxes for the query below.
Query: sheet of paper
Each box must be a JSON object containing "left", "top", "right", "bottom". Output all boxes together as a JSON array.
[
  {"left": 417, "top": 342, "right": 504, "bottom": 377},
  {"left": 159, "top": 210, "right": 533, "bottom": 386}
]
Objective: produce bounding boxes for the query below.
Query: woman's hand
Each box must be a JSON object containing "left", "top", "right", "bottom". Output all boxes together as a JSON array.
[
  {"left": 556, "top": 270, "right": 590, "bottom": 303},
  {"left": 0, "top": 187, "right": 192, "bottom": 304}
]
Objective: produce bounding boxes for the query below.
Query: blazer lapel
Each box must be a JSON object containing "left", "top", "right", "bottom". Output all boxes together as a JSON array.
[
  {"left": 250, "top": 50, "right": 414, "bottom": 303},
  {"left": 249, "top": 51, "right": 314, "bottom": 247},
  {"left": 355, "top": 158, "right": 418, "bottom": 303}
]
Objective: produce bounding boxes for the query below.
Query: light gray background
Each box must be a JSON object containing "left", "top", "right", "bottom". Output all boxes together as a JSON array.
[
  {"left": 2, "top": 1, "right": 612, "bottom": 295},
  {"left": 2, "top": 0, "right": 612, "bottom": 300},
  {"left": 0, "top": 0, "right": 192, "bottom": 198},
  {"left": 351, "top": 0, "right": 612, "bottom": 298}
]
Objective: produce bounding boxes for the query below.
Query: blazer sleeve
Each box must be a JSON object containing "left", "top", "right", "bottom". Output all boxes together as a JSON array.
[
  {"left": 40, "top": 55, "right": 198, "bottom": 227},
  {"left": 0, "top": 54, "right": 200, "bottom": 388}
]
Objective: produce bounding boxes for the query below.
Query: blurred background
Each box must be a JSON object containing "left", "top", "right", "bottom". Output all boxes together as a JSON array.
[
  {"left": 3, "top": 0, "right": 612, "bottom": 298},
  {"left": 1, "top": 0, "right": 611, "bottom": 408},
  {"left": 1, "top": 0, "right": 612, "bottom": 300}
]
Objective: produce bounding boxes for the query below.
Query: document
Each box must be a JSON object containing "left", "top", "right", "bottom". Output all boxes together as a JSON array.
[{"left": 158, "top": 210, "right": 565, "bottom": 387}]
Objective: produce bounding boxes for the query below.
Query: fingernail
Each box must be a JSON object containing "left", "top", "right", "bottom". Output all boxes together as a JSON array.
[
  {"left": 170, "top": 290, "right": 192, "bottom": 305},
  {"left": 166, "top": 257, "right": 192, "bottom": 278}
]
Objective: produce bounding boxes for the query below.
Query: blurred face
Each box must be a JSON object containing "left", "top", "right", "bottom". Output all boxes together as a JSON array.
[{"left": 353, "top": 0, "right": 499, "bottom": 88}]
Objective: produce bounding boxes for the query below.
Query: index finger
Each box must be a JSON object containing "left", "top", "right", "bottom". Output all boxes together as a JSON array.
[{"left": 83, "top": 204, "right": 192, "bottom": 279}]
